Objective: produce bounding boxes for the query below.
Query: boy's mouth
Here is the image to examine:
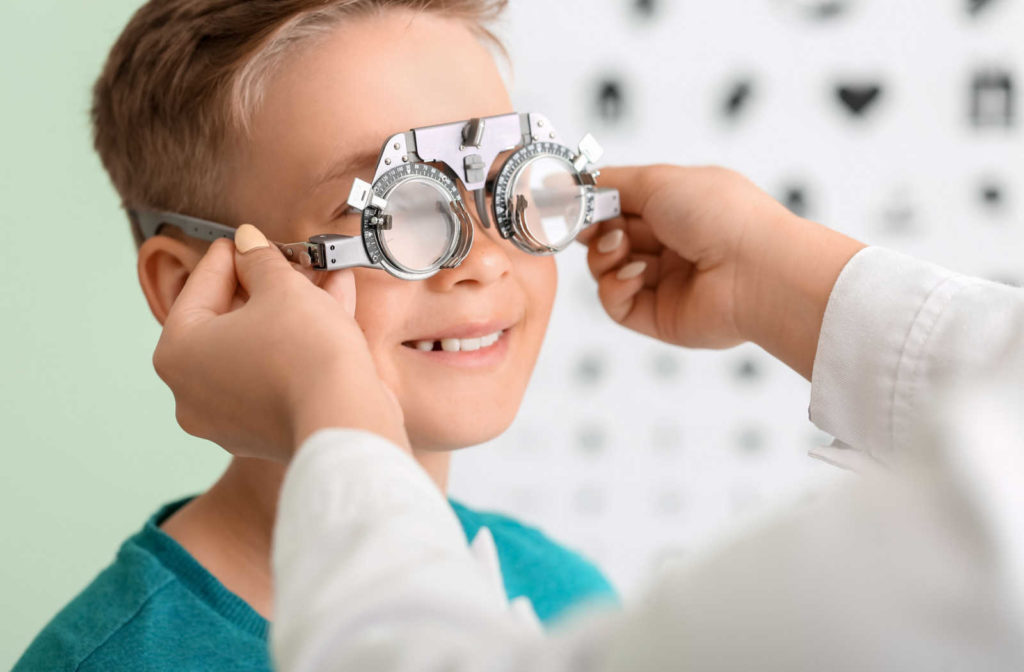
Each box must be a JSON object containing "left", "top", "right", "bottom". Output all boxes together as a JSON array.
[{"left": 402, "top": 328, "right": 508, "bottom": 353}]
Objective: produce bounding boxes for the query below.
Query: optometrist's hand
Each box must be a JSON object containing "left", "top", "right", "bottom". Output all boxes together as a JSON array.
[
  {"left": 585, "top": 165, "right": 865, "bottom": 379},
  {"left": 152, "top": 226, "right": 408, "bottom": 462}
]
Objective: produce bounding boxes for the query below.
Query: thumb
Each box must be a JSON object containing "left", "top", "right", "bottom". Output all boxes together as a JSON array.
[
  {"left": 319, "top": 268, "right": 357, "bottom": 317},
  {"left": 166, "top": 238, "right": 238, "bottom": 328},
  {"left": 594, "top": 165, "right": 657, "bottom": 215},
  {"left": 234, "top": 224, "right": 295, "bottom": 297}
]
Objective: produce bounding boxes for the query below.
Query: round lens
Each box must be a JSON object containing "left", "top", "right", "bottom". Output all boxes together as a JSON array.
[
  {"left": 511, "top": 157, "right": 585, "bottom": 250},
  {"left": 379, "top": 178, "right": 455, "bottom": 272}
]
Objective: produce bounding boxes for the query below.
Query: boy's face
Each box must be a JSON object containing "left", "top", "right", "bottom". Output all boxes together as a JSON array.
[{"left": 223, "top": 10, "right": 557, "bottom": 451}]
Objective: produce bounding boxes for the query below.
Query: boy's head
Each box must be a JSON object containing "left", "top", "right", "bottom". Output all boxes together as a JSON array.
[{"left": 94, "top": 0, "right": 558, "bottom": 452}]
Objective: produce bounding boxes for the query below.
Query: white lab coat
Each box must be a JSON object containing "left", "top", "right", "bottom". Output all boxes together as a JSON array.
[{"left": 270, "top": 247, "right": 1024, "bottom": 672}]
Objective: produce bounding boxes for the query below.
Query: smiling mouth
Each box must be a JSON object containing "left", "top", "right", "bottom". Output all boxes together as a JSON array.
[{"left": 402, "top": 329, "right": 507, "bottom": 353}]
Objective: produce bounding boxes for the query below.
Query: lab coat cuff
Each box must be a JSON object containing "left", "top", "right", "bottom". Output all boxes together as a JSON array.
[{"left": 809, "top": 247, "right": 957, "bottom": 458}]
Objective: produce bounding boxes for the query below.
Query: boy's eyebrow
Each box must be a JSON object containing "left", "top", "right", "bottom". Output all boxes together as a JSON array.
[
  {"left": 309, "top": 148, "right": 382, "bottom": 192},
  {"left": 311, "top": 145, "right": 510, "bottom": 194}
]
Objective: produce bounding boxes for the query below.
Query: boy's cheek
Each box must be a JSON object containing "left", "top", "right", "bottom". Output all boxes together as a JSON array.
[{"left": 520, "top": 257, "right": 558, "bottom": 332}]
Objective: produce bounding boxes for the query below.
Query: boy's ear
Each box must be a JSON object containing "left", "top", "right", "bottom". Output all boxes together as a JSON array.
[{"left": 138, "top": 235, "right": 208, "bottom": 325}]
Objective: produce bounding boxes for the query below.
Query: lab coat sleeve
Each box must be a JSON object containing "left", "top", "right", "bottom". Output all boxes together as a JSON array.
[
  {"left": 809, "top": 246, "right": 1024, "bottom": 460},
  {"left": 272, "top": 423, "right": 1024, "bottom": 672},
  {"left": 270, "top": 428, "right": 620, "bottom": 672},
  {"left": 270, "top": 250, "right": 1024, "bottom": 672}
]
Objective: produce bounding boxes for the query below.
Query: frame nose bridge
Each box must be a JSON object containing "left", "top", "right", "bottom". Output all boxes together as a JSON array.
[
  {"left": 472, "top": 188, "right": 492, "bottom": 229},
  {"left": 456, "top": 181, "right": 500, "bottom": 241}
]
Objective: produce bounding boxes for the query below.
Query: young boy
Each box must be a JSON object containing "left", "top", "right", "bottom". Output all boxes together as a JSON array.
[{"left": 14, "top": 2, "right": 615, "bottom": 669}]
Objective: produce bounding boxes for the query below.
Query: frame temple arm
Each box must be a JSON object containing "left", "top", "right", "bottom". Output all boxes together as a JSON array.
[
  {"left": 129, "top": 209, "right": 375, "bottom": 272},
  {"left": 592, "top": 187, "right": 622, "bottom": 223}
]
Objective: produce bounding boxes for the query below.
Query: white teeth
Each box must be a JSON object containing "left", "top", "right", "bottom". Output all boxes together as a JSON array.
[{"left": 412, "top": 330, "right": 504, "bottom": 353}]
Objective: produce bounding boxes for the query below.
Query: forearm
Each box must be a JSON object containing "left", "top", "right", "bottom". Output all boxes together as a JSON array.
[{"left": 737, "top": 213, "right": 866, "bottom": 381}]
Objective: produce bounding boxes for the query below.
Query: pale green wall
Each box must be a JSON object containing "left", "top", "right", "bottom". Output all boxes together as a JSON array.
[{"left": 0, "top": 2, "right": 230, "bottom": 667}]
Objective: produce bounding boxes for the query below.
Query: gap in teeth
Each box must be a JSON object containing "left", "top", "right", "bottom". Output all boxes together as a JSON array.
[{"left": 412, "top": 330, "right": 503, "bottom": 353}]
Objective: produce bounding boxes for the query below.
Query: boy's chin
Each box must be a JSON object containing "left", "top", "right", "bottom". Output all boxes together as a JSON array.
[{"left": 405, "top": 411, "right": 517, "bottom": 453}]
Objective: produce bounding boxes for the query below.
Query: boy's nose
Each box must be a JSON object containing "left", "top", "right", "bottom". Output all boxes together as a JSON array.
[{"left": 427, "top": 192, "right": 511, "bottom": 291}]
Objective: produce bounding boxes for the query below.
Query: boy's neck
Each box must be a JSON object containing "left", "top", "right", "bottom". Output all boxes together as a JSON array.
[{"left": 161, "top": 445, "right": 450, "bottom": 619}]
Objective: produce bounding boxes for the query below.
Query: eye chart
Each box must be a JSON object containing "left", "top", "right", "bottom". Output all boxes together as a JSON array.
[{"left": 450, "top": 0, "right": 1024, "bottom": 594}]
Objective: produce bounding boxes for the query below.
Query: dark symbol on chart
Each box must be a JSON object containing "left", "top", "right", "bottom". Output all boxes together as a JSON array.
[
  {"left": 735, "top": 358, "right": 762, "bottom": 382},
  {"left": 971, "top": 69, "right": 1015, "bottom": 128},
  {"left": 576, "top": 424, "right": 607, "bottom": 456},
  {"left": 651, "top": 351, "right": 682, "bottom": 380},
  {"left": 721, "top": 79, "right": 756, "bottom": 121},
  {"left": 979, "top": 180, "right": 1007, "bottom": 211},
  {"left": 737, "top": 427, "right": 766, "bottom": 454},
  {"left": 968, "top": 0, "right": 1003, "bottom": 17},
  {"left": 773, "top": 0, "right": 855, "bottom": 22},
  {"left": 633, "top": 0, "right": 657, "bottom": 18},
  {"left": 983, "top": 185, "right": 1003, "bottom": 207},
  {"left": 596, "top": 78, "right": 626, "bottom": 123},
  {"left": 573, "top": 353, "right": 606, "bottom": 387},
  {"left": 781, "top": 184, "right": 812, "bottom": 218},
  {"left": 836, "top": 83, "right": 884, "bottom": 118},
  {"left": 880, "top": 189, "right": 916, "bottom": 235}
]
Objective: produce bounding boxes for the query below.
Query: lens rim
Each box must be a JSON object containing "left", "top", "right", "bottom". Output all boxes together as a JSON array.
[
  {"left": 491, "top": 142, "right": 596, "bottom": 255},
  {"left": 366, "top": 163, "right": 463, "bottom": 280}
]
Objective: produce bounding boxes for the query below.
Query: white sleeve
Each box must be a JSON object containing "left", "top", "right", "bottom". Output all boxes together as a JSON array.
[
  {"left": 272, "top": 425, "right": 1024, "bottom": 672},
  {"left": 270, "top": 428, "right": 619, "bottom": 672},
  {"left": 809, "top": 246, "right": 1024, "bottom": 462},
  {"left": 269, "top": 250, "right": 1024, "bottom": 672}
]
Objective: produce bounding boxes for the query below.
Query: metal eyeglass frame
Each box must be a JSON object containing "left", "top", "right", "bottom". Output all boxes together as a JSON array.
[{"left": 130, "top": 112, "right": 622, "bottom": 281}]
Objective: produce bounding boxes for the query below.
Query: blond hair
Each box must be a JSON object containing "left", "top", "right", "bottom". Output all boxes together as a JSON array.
[{"left": 91, "top": 0, "right": 508, "bottom": 246}]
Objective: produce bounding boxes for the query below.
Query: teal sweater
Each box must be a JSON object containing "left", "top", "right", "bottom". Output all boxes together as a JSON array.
[{"left": 15, "top": 498, "right": 616, "bottom": 671}]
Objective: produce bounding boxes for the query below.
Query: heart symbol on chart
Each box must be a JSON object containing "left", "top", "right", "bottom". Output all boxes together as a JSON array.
[
  {"left": 969, "top": 0, "right": 1003, "bottom": 16},
  {"left": 836, "top": 84, "right": 884, "bottom": 117}
]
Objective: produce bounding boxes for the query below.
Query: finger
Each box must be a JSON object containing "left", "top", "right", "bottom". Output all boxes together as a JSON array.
[
  {"left": 620, "top": 252, "right": 664, "bottom": 289},
  {"left": 619, "top": 214, "right": 665, "bottom": 255},
  {"left": 233, "top": 224, "right": 299, "bottom": 297},
  {"left": 319, "top": 269, "right": 357, "bottom": 317},
  {"left": 596, "top": 260, "right": 648, "bottom": 324},
  {"left": 598, "top": 165, "right": 664, "bottom": 216},
  {"left": 574, "top": 227, "right": 597, "bottom": 245},
  {"left": 168, "top": 238, "right": 238, "bottom": 326},
  {"left": 586, "top": 227, "right": 631, "bottom": 279},
  {"left": 597, "top": 278, "right": 661, "bottom": 341},
  {"left": 575, "top": 217, "right": 620, "bottom": 246}
]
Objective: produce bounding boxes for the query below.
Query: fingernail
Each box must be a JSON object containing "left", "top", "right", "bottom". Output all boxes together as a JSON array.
[
  {"left": 235, "top": 224, "right": 269, "bottom": 254},
  {"left": 616, "top": 261, "right": 647, "bottom": 281},
  {"left": 597, "top": 229, "right": 624, "bottom": 254}
]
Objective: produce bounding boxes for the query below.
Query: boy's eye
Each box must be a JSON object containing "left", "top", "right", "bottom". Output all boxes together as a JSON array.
[{"left": 329, "top": 209, "right": 362, "bottom": 236}]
